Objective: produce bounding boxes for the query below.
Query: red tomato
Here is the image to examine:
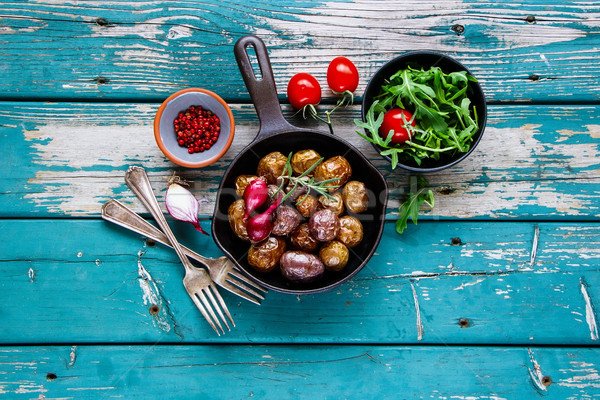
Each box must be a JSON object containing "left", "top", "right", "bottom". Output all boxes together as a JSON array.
[
  {"left": 379, "top": 109, "right": 416, "bottom": 144},
  {"left": 327, "top": 57, "right": 359, "bottom": 93},
  {"left": 287, "top": 73, "right": 321, "bottom": 109}
]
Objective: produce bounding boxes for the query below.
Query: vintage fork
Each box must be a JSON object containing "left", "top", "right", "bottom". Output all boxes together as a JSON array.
[
  {"left": 101, "top": 199, "right": 266, "bottom": 305},
  {"left": 124, "top": 166, "right": 233, "bottom": 335}
]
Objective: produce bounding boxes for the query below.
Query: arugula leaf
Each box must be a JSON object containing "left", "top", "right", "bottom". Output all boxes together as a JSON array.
[
  {"left": 358, "top": 65, "right": 480, "bottom": 169},
  {"left": 396, "top": 176, "right": 435, "bottom": 234}
]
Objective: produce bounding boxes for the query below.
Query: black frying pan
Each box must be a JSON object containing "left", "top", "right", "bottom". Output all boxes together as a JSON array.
[{"left": 211, "top": 35, "right": 388, "bottom": 294}]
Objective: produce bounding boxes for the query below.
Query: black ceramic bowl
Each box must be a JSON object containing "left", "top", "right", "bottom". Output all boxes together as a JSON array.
[{"left": 361, "top": 51, "right": 487, "bottom": 172}]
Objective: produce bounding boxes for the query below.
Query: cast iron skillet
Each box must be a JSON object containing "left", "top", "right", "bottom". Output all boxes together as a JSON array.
[{"left": 212, "top": 35, "right": 388, "bottom": 294}]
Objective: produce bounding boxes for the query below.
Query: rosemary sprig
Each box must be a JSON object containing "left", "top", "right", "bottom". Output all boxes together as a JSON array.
[{"left": 272, "top": 152, "right": 340, "bottom": 203}]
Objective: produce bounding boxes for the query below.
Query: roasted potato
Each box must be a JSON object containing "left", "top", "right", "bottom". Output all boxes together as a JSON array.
[
  {"left": 342, "top": 180, "right": 369, "bottom": 214},
  {"left": 295, "top": 194, "right": 318, "bottom": 218},
  {"left": 247, "top": 236, "right": 287, "bottom": 273},
  {"left": 319, "top": 240, "right": 349, "bottom": 272},
  {"left": 234, "top": 175, "right": 259, "bottom": 197},
  {"left": 272, "top": 205, "right": 302, "bottom": 236},
  {"left": 337, "top": 215, "right": 363, "bottom": 248},
  {"left": 280, "top": 251, "right": 325, "bottom": 283},
  {"left": 309, "top": 209, "right": 340, "bottom": 242},
  {"left": 289, "top": 223, "right": 320, "bottom": 252},
  {"left": 228, "top": 199, "right": 249, "bottom": 241},
  {"left": 291, "top": 149, "right": 321, "bottom": 176},
  {"left": 257, "top": 151, "right": 287, "bottom": 184},
  {"left": 314, "top": 155, "right": 352, "bottom": 192},
  {"left": 317, "top": 192, "right": 344, "bottom": 216}
]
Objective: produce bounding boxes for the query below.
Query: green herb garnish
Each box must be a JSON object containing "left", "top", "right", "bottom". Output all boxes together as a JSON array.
[
  {"left": 396, "top": 176, "right": 434, "bottom": 234},
  {"left": 272, "top": 152, "right": 340, "bottom": 203}
]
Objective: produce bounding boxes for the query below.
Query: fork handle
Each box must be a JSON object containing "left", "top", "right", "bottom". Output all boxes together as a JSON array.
[
  {"left": 101, "top": 199, "right": 211, "bottom": 266},
  {"left": 124, "top": 166, "right": 195, "bottom": 272}
]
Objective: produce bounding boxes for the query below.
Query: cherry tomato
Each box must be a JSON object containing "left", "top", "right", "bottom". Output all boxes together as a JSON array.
[
  {"left": 327, "top": 57, "right": 359, "bottom": 93},
  {"left": 287, "top": 73, "right": 321, "bottom": 110},
  {"left": 379, "top": 109, "right": 416, "bottom": 144}
]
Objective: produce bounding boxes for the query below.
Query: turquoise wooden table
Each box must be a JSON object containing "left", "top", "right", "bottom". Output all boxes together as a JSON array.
[{"left": 2, "top": 0, "right": 600, "bottom": 398}]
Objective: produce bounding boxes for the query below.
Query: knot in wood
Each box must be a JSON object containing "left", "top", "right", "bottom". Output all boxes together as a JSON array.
[
  {"left": 542, "top": 376, "right": 552, "bottom": 386},
  {"left": 526, "top": 15, "right": 536, "bottom": 24},
  {"left": 149, "top": 305, "right": 160, "bottom": 315},
  {"left": 438, "top": 186, "right": 456, "bottom": 195},
  {"left": 46, "top": 372, "right": 57, "bottom": 381},
  {"left": 451, "top": 24, "right": 465, "bottom": 36},
  {"left": 458, "top": 318, "right": 470, "bottom": 328},
  {"left": 95, "top": 17, "right": 109, "bottom": 26},
  {"left": 451, "top": 237, "right": 463, "bottom": 246},
  {"left": 96, "top": 76, "right": 109, "bottom": 85}
]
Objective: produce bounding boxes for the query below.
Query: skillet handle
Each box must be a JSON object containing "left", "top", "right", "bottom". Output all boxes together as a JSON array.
[{"left": 234, "top": 35, "right": 297, "bottom": 140}]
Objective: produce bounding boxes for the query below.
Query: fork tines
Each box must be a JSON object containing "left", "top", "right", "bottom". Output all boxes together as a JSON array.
[
  {"left": 224, "top": 268, "right": 267, "bottom": 305},
  {"left": 188, "top": 287, "right": 234, "bottom": 335}
]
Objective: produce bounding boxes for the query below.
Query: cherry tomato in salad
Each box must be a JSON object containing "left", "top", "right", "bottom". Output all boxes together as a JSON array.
[
  {"left": 327, "top": 57, "right": 359, "bottom": 93},
  {"left": 287, "top": 73, "right": 321, "bottom": 110},
  {"left": 379, "top": 109, "right": 416, "bottom": 144}
]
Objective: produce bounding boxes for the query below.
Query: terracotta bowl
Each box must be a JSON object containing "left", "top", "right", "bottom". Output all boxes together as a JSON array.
[{"left": 154, "top": 88, "right": 235, "bottom": 168}]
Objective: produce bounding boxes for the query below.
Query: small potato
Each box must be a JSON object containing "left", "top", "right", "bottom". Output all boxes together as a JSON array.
[
  {"left": 337, "top": 215, "right": 363, "bottom": 248},
  {"left": 319, "top": 240, "right": 349, "bottom": 272},
  {"left": 247, "top": 236, "right": 287, "bottom": 273},
  {"left": 228, "top": 199, "right": 249, "bottom": 241},
  {"left": 291, "top": 149, "right": 321, "bottom": 176},
  {"left": 289, "top": 223, "right": 320, "bottom": 252},
  {"left": 314, "top": 156, "right": 352, "bottom": 192},
  {"left": 234, "top": 175, "right": 259, "bottom": 197},
  {"left": 342, "top": 180, "right": 369, "bottom": 214},
  {"left": 271, "top": 205, "right": 302, "bottom": 236},
  {"left": 280, "top": 251, "right": 325, "bottom": 283},
  {"left": 318, "top": 192, "right": 344, "bottom": 216},
  {"left": 295, "top": 194, "right": 318, "bottom": 218},
  {"left": 257, "top": 151, "right": 288, "bottom": 185},
  {"left": 309, "top": 209, "right": 340, "bottom": 242}
]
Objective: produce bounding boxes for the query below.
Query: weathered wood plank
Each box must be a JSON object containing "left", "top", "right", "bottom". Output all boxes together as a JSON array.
[
  {"left": 1, "top": 219, "right": 599, "bottom": 344},
  {"left": 1, "top": 102, "right": 599, "bottom": 219},
  {"left": 0, "top": 0, "right": 599, "bottom": 102},
  {"left": 1, "top": 344, "right": 600, "bottom": 399}
]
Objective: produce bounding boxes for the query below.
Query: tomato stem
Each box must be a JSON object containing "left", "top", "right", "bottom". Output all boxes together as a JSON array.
[{"left": 305, "top": 104, "right": 335, "bottom": 135}]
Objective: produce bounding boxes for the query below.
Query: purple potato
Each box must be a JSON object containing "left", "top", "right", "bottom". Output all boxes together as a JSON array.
[
  {"left": 271, "top": 205, "right": 302, "bottom": 236},
  {"left": 308, "top": 209, "right": 340, "bottom": 242},
  {"left": 280, "top": 251, "right": 325, "bottom": 283}
]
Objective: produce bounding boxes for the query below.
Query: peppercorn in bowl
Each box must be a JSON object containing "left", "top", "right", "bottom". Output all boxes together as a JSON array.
[{"left": 154, "top": 88, "right": 235, "bottom": 168}]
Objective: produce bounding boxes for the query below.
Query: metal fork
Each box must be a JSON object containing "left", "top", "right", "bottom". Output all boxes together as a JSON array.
[
  {"left": 124, "top": 166, "right": 233, "bottom": 335},
  {"left": 101, "top": 199, "right": 266, "bottom": 305}
]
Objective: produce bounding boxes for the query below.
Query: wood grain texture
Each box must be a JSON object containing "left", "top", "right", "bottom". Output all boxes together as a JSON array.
[
  {"left": 1, "top": 219, "right": 598, "bottom": 344},
  {"left": 1, "top": 102, "right": 598, "bottom": 219},
  {"left": 2, "top": 1, "right": 600, "bottom": 395},
  {"left": 1, "top": 345, "right": 600, "bottom": 399},
  {"left": 0, "top": 0, "right": 599, "bottom": 102}
]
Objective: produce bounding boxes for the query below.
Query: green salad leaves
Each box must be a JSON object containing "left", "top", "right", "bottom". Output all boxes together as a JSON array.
[{"left": 355, "top": 66, "right": 479, "bottom": 167}]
